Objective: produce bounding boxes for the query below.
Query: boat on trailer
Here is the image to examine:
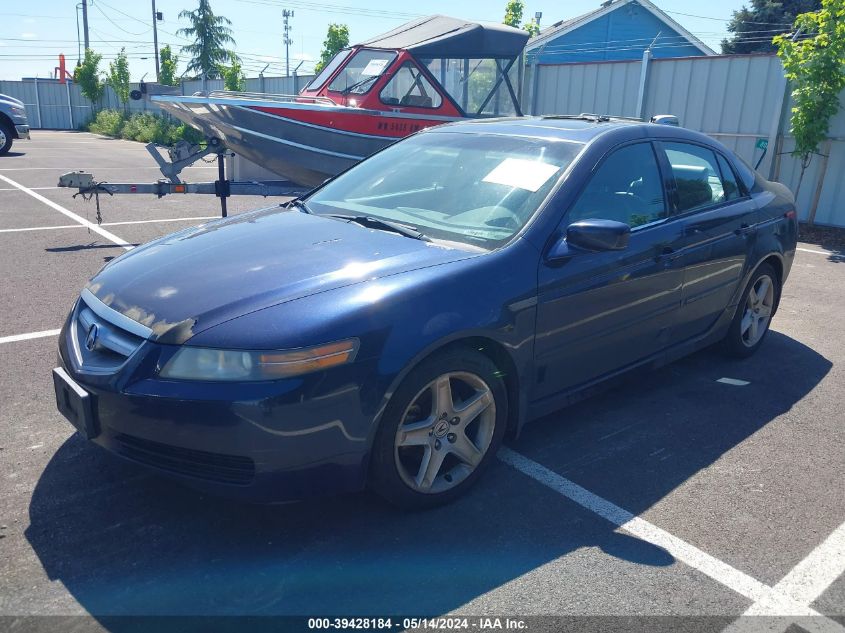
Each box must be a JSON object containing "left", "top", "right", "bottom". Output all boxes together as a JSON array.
[{"left": 152, "top": 15, "right": 529, "bottom": 187}]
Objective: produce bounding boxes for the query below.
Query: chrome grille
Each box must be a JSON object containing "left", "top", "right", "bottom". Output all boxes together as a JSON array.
[{"left": 70, "top": 290, "right": 150, "bottom": 374}]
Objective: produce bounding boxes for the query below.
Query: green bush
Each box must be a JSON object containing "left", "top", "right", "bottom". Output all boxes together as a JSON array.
[
  {"left": 87, "top": 109, "right": 203, "bottom": 146},
  {"left": 88, "top": 109, "right": 127, "bottom": 137}
]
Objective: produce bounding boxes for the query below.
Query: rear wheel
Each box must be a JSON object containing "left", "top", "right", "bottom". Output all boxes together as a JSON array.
[
  {"left": 0, "top": 123, "right": 14, "bottom": 155},
  {"left": 370, "top": 349, "right": 507, "bottom": 509},
  {"left": 722, "top": 263, "right": 780, "bottom": 357}
]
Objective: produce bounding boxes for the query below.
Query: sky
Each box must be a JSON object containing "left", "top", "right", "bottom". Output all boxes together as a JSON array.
[{"left": 0, "top": 0, "right": 756, "bottom": 81}]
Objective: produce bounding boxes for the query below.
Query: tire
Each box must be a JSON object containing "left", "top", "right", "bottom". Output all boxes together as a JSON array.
[
  {"left": 0, "top": 123, "right": 13, "bottom": 156},
  {"left": 722, "top": 263, "right": 780, "bottom": 358},
  {"left": 370, "top": 348, "right": 508, "bottom": 509}
]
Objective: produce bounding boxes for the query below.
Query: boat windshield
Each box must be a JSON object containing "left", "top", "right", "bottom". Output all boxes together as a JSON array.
[
  {"left": 306, "top": 132, "right": 583, "bottom": 249},
  {"left": 303, "top": 49, "right": 353, "bottom": 92},
  {"left": 328, "top": 49, "right": 397, "bottom": 95}
]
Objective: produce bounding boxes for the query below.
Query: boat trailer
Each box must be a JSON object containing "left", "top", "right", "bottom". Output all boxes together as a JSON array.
[{"left": 57, "top": 136, "right": 308, "bottom": 222}]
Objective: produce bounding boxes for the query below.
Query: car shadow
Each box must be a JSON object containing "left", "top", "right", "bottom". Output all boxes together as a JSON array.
[{"left": 25, "top": 331, "right": 830, "bottom": 622}]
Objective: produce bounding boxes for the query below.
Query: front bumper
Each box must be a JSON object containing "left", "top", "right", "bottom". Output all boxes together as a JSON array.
[
  {"left": 56, "top": 316, "right": 378, "bottom": 503},
  {"left": 14, "top": 124, "right": 30, "bottom": 140}
]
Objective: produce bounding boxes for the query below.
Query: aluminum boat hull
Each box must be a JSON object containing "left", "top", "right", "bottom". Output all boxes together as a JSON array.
[{"left": 153, "top": 95, "right": 459, "bottom": 187}]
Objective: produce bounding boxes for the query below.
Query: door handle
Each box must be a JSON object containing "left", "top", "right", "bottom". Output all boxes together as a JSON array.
[
  {"left": 656, "top": 246, "right": 680, "bottom": 264},
  {"left": 735, "top": 223, "right": 754, "bottom": 236}
]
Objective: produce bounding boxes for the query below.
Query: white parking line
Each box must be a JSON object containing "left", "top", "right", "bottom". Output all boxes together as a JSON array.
[
  {"left": 498, "top": 448, "right": 844, "bottom": 630},
  {"left": 0, "top": 166, "right": 216, "bottom": 171},
  {"left": 0, "top": 329, "right": 61, "bottom": 345},
  {"left": 0, "top": 186, "right": 60, "bottom": 191},
  {"left": 798, "top": 247, "right": 841, "bottom": 256},
  {"left": 717, "top": 377, "right": 751, "bottom": 386},
  {"left": 741, "top": 521, "right": 845, "bottom": 621},
  {"left": 0, "top": 216, "right": 217, "bottom": 234},
  {"left": 0, "top": 173, "right": 133, "bottom": 250}
]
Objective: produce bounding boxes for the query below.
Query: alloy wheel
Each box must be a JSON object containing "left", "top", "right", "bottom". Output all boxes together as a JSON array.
[
  {"left": 740, "top": 274, "right": 775, "bottom": 347},
  {"left": 394, "top": 371, "right": 496, "bottom": 494}
]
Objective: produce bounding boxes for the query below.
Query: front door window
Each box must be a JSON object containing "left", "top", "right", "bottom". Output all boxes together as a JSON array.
[{"left": 567, "top": 142, "right": 667, "bottom": 228}]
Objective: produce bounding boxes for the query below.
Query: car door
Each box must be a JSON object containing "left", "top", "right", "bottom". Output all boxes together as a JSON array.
[
  {"left": 533, "top": 141, "right": 685, "bottom": 401},
  {"left": 656, "top": 142, "right": 760, "bottom": 343}
]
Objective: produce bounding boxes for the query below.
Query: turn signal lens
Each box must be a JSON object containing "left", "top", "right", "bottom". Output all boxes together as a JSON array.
[
  {"left": 257, "top": 340, "right": 358, "bottom": 378},
  {"left": 159, "top": 339, "right": 358, "bottom": 381}
]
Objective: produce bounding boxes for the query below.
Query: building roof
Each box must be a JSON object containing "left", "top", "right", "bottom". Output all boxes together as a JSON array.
[
  {"left": 357, "top": 15, "right": 529, "bottom": 58},
  {"left": 526, "top": 0, "right": 715, "bottom": 56}
]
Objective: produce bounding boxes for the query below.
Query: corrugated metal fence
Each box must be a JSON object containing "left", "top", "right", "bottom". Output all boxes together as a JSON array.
[
  {"left": 0, "top": 75, "right": 314, "bottom": 131},
  {"left": 528, "top": 53, "right": 845, "bottom": 227}
]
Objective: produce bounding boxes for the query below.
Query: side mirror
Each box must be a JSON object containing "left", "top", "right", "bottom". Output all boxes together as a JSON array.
[{"left": 564, "top": 219, "right": 630, "bottom": 253}]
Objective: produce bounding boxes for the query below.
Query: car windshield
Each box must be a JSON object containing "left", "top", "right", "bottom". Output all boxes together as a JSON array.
[{"left": 306, "top": 132, "right": 583, "bottom": 249}]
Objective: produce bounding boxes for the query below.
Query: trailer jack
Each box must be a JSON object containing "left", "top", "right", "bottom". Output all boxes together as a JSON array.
[{"left": 58, "top": 137, "right": 307, "bottom": 222}]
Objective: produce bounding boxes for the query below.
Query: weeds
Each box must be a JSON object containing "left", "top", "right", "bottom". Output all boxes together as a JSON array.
[{"left": 88, "top": 110, "right": 202, "bottom": 146}]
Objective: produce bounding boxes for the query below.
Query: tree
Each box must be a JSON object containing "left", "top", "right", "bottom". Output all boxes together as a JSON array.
[
  {"left": 220, "top": 57, "right": 245, "bottom": 91},
  {"left": 159, "top": 45, "right": 179, "bottom": 86},
  {"left": 774, "top": 0, "right": 845, "bottom": 214},
  {"left": 524, "top": 18, "right": 541, "bottom": 37},
  {"left": 504, "top": 1, "right": 538, "bottom": 36},
  {"left": 177, "top": 0, "right": 235, "bottom": 79},
  {"left": 314, "top": 24, "right": 349, "bottom": 74},
  {"left": 75, "top": 48, "right": 104, "bottom": 111},
  {"left": 503, "top": 0, "right": 524, "bottom": 27},
  {"left": 107, "top": 48, "right": 131, "bottom": 110},
  {"left": 722, "top": 0, "right": 820, "bottom": 54}
]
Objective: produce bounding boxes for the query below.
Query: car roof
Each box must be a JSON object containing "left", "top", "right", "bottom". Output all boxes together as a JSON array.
[{"left": 428, "top": 115, "right": 719, "bottom": 147}]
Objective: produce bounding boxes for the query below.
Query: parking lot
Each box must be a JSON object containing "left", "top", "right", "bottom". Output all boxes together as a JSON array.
[{"left": 0, "top": 130, "right": 843, "bottom": 631}]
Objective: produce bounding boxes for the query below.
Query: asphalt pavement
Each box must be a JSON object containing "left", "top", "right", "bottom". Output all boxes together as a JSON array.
[{"left": 0, "top": 131, "right": 843, "bottom": 633}]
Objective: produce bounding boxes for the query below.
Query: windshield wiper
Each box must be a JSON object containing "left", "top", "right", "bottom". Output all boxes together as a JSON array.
[
  {"left": 341, "top": 75, "right": 379, "bottom": 95},
  {"left": 284, "top": 198, "right": 311, "bottom": 213},
  {"left": 325, "top": 214, "right": 430, "bottom": 241}
]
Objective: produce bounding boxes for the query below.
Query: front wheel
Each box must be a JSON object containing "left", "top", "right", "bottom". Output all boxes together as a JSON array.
[
  {"left": 722, "top": 263, "right": 780, "bottom": 357},
  {"left": 0, "top": 123, "right": 14, "bottom": 155},
  {"left": 370, "top": 349, "right": 508, "bottom": 509}
]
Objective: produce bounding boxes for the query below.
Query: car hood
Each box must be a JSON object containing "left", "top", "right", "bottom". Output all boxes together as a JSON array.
[{"left": 86, "top": 207, "right": 477, "bottom": 344}]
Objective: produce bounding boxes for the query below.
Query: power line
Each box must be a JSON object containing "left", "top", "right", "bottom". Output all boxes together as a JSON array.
[
  {"left": 535, "top": 29, "right": 791, "bottom": 53},
  {"left": 92, "top": 1, "right": 151, "bottom": 36},
  {"left": 663, "top": 9, "right": 793, "bottom": 26},
  {"left": 232, "top": 0, "right": 422, "bottom": 20}
]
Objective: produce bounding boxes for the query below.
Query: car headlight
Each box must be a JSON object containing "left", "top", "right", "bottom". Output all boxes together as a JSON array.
[
  {"left": 159, "top": 339, "right": 358, "bottom": 381},
  {"left": 11, "top": 106, "right": 26, "bottom": 117}
]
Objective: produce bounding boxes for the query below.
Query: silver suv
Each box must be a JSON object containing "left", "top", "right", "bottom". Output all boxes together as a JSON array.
[{"left": 0, "top": 93, "right": 30, "bottom": 155}]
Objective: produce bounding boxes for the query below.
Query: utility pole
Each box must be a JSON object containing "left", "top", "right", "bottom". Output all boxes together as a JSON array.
[
  {"left": 283, "top": 9, "right": 294, "bottom": 77},
  {"left": 81, "top": 0, "right": 90, "bottom": 50},
  {"left": 152, "top": 0, "right": 162, "bottom": 81}
]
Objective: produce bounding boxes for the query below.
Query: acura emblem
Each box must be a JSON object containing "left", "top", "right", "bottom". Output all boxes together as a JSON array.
[{"left": 85, "top": 323, "right": 99, "bottom": 351}]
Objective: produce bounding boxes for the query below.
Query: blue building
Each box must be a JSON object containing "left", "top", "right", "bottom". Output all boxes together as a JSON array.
[{"left": 526, "top": 0, "right": 715, "bottom": 64}]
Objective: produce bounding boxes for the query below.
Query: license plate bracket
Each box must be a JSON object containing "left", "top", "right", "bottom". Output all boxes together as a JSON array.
[{"left": 52, "top": 367, "right": 99, "bottom": 440}]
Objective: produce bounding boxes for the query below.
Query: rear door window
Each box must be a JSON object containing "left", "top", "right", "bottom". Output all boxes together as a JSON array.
[
  {"left": 662, "top": 142, "right": 725, "bottom": 212},
  {"left": 716, "top": 153, "right": 742, "bottom": 201}
]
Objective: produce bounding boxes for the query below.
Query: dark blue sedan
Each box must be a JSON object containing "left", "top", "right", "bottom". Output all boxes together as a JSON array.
[{"left": 53, "top": 116, "right": 798, "bottom": 508}]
